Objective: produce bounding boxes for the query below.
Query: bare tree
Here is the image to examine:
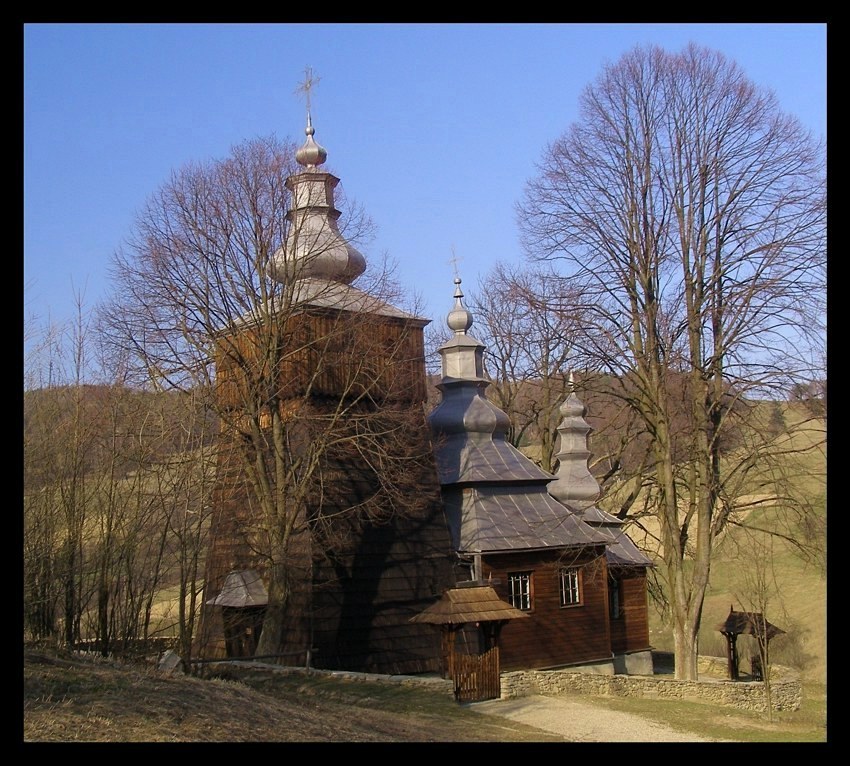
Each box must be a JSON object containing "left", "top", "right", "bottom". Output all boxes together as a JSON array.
[
  {"left": 167, "top": 412, "right": 217, "bottom": 669},
  {"left": 466, "top": 264, "right": 674, "bottom": 555},
  {"left": 730, "top": 532, "right": 784, "bottom": 721},
  {"left": 467, "top": 262, "right": 577, "bottom": 471},
  {"left": 25, "top": 296, "right": 102, "bottom": 648},
  {"left": 24, "top": 296, "right": 215, "bottom": 661},
  {"left": 100, "top": 133, "right": 441, "bottom": 662},
  {"left": 519, "top": 44, "right": 826, "bottom": 679}
]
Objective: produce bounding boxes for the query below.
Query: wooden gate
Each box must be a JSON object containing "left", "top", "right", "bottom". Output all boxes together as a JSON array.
[{"left": 453, "top": 646, "right": 500, "bottom": 702}]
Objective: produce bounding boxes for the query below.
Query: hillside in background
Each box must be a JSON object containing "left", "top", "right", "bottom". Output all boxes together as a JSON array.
[
  {"left": 617, "top": 404, "right": 826, "bottom": 684},
  {"left": 24, "top": 383, "right": 826, "bottom": 683}
]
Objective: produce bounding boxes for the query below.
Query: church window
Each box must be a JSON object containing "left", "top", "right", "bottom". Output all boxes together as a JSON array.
[
  {"left": 559, "top": 567, "right": 582, "bottom": 607},
  {"left": 609, "top": 576, "right": 622, "bottom": 619},
  {"left": 508, "top": 571, "right": 532, "bottom": 611}
]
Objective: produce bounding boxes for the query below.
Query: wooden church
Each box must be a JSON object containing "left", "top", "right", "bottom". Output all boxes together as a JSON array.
[
  {"left": 195, "top": 106, "right": 654, "bottom": 682},
  {"left": 423, "top": 278, "right": 654, "bottom": 676}
]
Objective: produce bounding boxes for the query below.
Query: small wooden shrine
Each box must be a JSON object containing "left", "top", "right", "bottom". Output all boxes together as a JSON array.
[{"left": 716, "top": 606, "right": 785, "bottom": 681}]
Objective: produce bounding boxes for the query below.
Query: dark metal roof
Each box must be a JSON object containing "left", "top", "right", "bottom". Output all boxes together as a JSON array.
[
  {"left": 715, "top": 608, "right": 785, "bottom": 639},
  {"left": 229, "top": 278, "right": 424, "bottom": 333},
  {"left": 566, "top": 506, "right": 654, "bottom": 567},
  {"left": 588, "top": 522, "right": 655, "bottom": 567},
  {"left": 579, "top": 506, "right": 621, "bottom": 525},
  {"left": 427, "top": 298, "right": 648, "bottom": 564},
  {"left": 409, "top": 585, "right": 530, "bottom": 625},
  {"left": 434, "top": 435, "right": 555, "bottom": 485},
  {"left": 445, "top": 485, "right": 610, "bottom": 553},
  {"left": 292, "top": 278, "right": 424, "bottom": 320},
  {"left": 206, "top": 570, "right": 269, "bottom": 607}
]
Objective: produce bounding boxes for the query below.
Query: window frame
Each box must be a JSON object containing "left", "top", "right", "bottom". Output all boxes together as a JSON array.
[
  {"left": 558, "top": 566, "right": 582, "bottom": 608},
  {"left": 507, "top": 571, "right": 533, "bottom": 611}
]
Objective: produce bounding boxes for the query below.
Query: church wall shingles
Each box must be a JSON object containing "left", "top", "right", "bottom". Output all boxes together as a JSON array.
[{"left": 198, "top": 310, "right": 455, "bottom": 671}]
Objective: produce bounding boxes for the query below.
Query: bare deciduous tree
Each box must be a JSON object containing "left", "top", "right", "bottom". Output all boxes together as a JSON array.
[
  {"left": 23, "top": 296, "right": 103, "bottom": 648},
  {"left": 467, "top": 262, "right": 577, "bottom": 472},
  {"left": 101, "top": 134, "right": 439, "bottom": 661},
  {"left": 518, "top": 43, "right": 826, "bottom": 680},
  {"left": 24, "top": 300, "right": 216, "bottom": 663}
]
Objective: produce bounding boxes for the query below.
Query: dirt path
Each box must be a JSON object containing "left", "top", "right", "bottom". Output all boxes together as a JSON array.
[{"left": 468, "top": 694, "right": 721, "bottom": 742}]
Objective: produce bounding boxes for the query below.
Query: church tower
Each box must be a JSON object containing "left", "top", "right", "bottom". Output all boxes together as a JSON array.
[{"left": 195, "top": 83, "right": 454, "bottom": 673}]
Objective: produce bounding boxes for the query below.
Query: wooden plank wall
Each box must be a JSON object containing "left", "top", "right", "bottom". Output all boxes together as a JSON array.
[
  {"left": 193, "top": 427, "right": 315, "bottom": 660},
  {"left": 214, "top": 311, "right": 428, "bottom": 409},
  {"left": 308, "top": 439, "right": 456, "bottom": 675},
  {"left": 483, "top": 549, "right": 613, "bottom": 671},
  {"left": 609, "top": 568, "right": 651, "bottom": 655}
]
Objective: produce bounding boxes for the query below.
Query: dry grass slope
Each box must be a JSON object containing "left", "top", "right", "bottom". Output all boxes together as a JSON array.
[
  {"left": 22, "top": 648, "right": 828, "bottom": 743},
  {"left": 22, "top": 649, "right": 562, "bottom": 743}
]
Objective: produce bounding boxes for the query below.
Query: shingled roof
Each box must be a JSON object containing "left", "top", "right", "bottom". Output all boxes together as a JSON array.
[
  {"left": 434, "top": 433, "right": 555, "bottom": 485},
  {"left": 206, "top": 569, "right": 269, "bottom": 608},
  {"left": 716, "top": 608, "right": 785, "bottom": 640},
  {"left": 587, "top": 521, "right": 655, "bottom": 567},
  {"left": 442, "top": 485, "right": 609, "bottom": 552},
  {"left": 409, "top": 585, "right": 530, "bottom": 625}
]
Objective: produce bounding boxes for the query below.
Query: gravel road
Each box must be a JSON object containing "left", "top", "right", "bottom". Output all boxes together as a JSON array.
[{"left": 468, "top": 694, "right": 720, "bottom": 742}]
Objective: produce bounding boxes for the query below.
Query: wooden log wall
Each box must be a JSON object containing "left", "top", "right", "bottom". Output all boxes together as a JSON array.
[
  {"left": 214, "top": 310, "right": 429, "bottom": 410},
  {"left": 196, "top": 306, "right": 456, "bottom": 672}
]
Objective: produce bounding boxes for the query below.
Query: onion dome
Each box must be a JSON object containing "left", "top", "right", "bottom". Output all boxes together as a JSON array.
[
  {"left": 447, "top": 277, "right": 474, "bottom": 334},
  {"left": 294, "top": 111, "right": 328, "bottom": 169},
  {"left": 268, "top": 109, "right": 366, "bottom": 285}
]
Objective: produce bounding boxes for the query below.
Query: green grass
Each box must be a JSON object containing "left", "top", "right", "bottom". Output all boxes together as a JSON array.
[
  {"left": 575, "top": 679, "right": 827, "bottom": 742},
  {"left": 640, "top": 408, "right": 827, "bottom": 686}
]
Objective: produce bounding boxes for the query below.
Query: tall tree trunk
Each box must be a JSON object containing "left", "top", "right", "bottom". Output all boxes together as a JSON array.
[{"left": 254, "top": 561, "right": 291, "bottom": 658}]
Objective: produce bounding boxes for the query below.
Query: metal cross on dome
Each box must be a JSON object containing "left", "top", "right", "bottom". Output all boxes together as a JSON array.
[
  {"left": 448, "top": 247, "right": 463, "bottom": 280},
  {"left": 295, "top": 66, "right": 321, "bottom": 114}
]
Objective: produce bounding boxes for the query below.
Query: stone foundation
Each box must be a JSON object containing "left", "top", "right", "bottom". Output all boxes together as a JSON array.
[{"left": 613, "top": 649, "right": 654, "bottom": 675}]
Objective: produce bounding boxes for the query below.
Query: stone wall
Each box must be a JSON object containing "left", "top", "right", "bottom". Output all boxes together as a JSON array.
[
  {"left": 500, "top": 657, "right": 801, "bottom": 712},
  {"left": 202, "top": 655, "right": 801, "bottom": 712}
]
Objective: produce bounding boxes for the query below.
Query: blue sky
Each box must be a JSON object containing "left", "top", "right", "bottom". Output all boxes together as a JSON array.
[{"left": 24, "top": 23, "right": 827, "bottom": 342}]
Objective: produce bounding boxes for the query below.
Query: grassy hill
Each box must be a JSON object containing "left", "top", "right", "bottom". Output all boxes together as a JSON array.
[
  {"left": 623, "top": 404, "right": 827, "bottom": 684},
  {"left": 23, "top": 647, "right": 827, "bottom": 742}
]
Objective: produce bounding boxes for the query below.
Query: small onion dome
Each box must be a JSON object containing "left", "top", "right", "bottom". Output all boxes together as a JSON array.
[
  {"left": 295, "top": 111, "right": 327, "bottom": 169},
  {"left": 447, "top": 277, "right": 474, "bottom": 334}
]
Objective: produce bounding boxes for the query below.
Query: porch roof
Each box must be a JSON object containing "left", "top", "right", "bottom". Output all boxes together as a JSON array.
[{"left": 409, "top": 584, "right": 530, "bottom": 626}]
